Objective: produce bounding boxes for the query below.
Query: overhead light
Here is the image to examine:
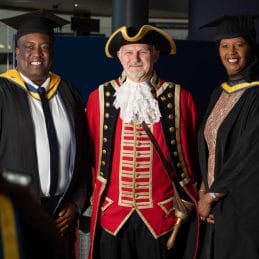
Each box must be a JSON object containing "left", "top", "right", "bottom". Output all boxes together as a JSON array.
[{"left": 74, "top": 3, "right": 79, "bottom": 8}]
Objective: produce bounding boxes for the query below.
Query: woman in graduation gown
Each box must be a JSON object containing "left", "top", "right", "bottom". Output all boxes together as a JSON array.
[{"left": 197, "top": 15, "right": 259, "bottom": 259}]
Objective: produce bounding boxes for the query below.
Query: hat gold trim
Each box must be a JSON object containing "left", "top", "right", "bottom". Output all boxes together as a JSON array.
[{"left": 105, "top": 24, "right": 176, "bottom": 58}]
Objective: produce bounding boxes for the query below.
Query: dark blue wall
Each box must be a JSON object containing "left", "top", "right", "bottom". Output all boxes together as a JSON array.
[
  {"left": 53, "top": 35, "right": 226, "bottom": 117},
  {"left": 53, "top": 35, "right": 121, "bottom": 100}
]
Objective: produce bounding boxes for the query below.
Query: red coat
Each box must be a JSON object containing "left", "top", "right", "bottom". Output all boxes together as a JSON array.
[{"left": 86, "top": 73, "right": 199, "bottom": 259}]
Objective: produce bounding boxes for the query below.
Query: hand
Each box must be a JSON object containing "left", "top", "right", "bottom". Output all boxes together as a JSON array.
[
  {"left": 198, "top": 192, "right": 214, "bottom": 222},
  {"left": 55, "top": 201, "right": 79, "bottom": 237},
  {"left": 206, "top": 214, "right": 215, "bottom": 224}
]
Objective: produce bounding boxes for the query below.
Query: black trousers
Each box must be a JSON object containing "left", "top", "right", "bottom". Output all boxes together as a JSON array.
[
  {"left": 95, "top": 212, "right": 188, "bottom": 259},
  {"left": 41, "top": 196, "right": 76, "bottom": 259}
]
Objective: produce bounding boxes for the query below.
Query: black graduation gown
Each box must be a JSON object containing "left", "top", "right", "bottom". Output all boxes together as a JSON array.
[
  {"left": 198, "top": 85, "right": 259, "bottom": 259},
  {"left": 0, "top": 73, "right": 91, "bottom": 213}
]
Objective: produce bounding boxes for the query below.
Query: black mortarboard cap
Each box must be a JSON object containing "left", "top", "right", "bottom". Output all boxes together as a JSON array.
[
  {"left": 0, "top": 10, "right": 69, "bottom": 40},
  {"left": 200, "top": 15, "right": 259, "bottom": 40}
]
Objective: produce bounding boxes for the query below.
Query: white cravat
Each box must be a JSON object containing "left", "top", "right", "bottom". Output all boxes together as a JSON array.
[{"left": 113, "top": 78, "right": 161, "bottom": 124}]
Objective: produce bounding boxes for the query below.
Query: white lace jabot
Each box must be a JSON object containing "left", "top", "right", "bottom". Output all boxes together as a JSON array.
[{"left": 113, "top": 78, "right": 161, "bottom": 124}]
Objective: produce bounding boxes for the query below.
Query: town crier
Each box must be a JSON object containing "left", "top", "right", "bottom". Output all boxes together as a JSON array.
[{"left": 86, "top": 24, "right": 199, "bottom": 259}]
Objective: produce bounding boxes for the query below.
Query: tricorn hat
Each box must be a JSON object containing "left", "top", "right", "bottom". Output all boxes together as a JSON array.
[
  {"left": 0, "top": 9, "right": 69, "bottom": 41},
  {"left": 200, "top": 15, "right": 259, "bottom": 41},
  {"left": 105, "top": 24, "right": 176, "bottom": 58}
]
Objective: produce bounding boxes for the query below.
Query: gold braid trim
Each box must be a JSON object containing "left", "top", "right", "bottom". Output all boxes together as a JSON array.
[
  {"left": 221, "top": 81, "right": 259, "bottom": 93},
  {"left": 105, "top": 25, "right": 176, "bottom": 58}
]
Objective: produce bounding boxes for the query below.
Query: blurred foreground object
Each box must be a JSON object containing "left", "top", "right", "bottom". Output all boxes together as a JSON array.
[{"left": 0, "top": 169, "right": 58, "bottom": 259}]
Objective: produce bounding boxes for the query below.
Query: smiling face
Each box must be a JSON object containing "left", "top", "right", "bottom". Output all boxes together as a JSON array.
[
  {"left": 219, "top": 36, "right": 252, "bottom": 76},
  {"left": 16, "top": 32, "right": 53, "bottom": 85},
  {"left": 117, "top": 43, "right": 159, "bottom": 82}
]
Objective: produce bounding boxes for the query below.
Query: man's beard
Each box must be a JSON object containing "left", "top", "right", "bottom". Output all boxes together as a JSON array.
[{"left": 127, "top": 62, "right": 148, "bottom": 82}]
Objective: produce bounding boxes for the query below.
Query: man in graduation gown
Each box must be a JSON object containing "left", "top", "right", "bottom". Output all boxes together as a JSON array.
[
  {"left": 86, "top": 25, "right": 199, "bottom": 259},
  {"left": 0, "top": 10, "right": 92, "bottom": 259}
]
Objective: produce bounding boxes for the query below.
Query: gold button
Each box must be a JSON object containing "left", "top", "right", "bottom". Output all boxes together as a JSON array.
[
  {"left": 104, "top": 125, "right": 108, "bottom": 130},
  {"left": 103, "top": 138, "right": 107, "bottom": 143},
  {"left": 105, "top": 102, "right": 110, "bottom": 107},
  {"left": 177, "top": 162, "right": 181, "bottom": 168},
  {"left": 137, "top": 142, "right": 141, "bottom": 146},
  {"left": 173, "top": 151, "right": 178, "bottom": 157},
  {"left": 135, "top": 194, "right": 139, "bottom": 198},
  {"left": 168, "top": 93, "right": 173, "bottom": 98},
  {"left": 160, "top": 96, "right": 166, "bottom": 101},
  {"left": 100, "top": 171, "right": 104, "bottom": 176},
  {"left": 167, "top": 103, "right": 173, "bottom": 109},
  {"left": 105, "top": 113, "right": 110, "bottom": 118},
  {"left": 169, "top": 127, "right": 175, "bottom": 133},
  {"left": 168, "top": 114, "right": 174, "bottom": 120},
  {"left": 105, "top": 91, "right": 111, "bottom": 97},
  {"left": 102, "top": 149, "right": 107, "bottom": 155},
  {"left": 171, "top": 139, "right": 176, "bottom": 145},
  {"left": 181, "top": 173, "right": 185, "bottom": 178},
  {"left": 101, "top": 160, "right": 106, "bottom": 165}
]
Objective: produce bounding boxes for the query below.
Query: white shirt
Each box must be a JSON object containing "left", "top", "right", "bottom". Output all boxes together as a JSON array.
[{"left": 21, "top": 74, "right": 76, "bottom": 197}]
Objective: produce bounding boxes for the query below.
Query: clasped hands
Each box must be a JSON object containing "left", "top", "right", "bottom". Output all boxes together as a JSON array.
[
  {"left": 198, "top": 190, "right": 224, "bottom": 224},
  {"left": 55, "top": 201, "right": 79, "bottom": 236},
  {"left": 198, "top": 190, "right": 216, "bottom": 224}
]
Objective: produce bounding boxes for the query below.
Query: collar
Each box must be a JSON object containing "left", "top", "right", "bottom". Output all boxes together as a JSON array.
[
  {"left": 118, "top": 70, "right": 159, "bottom": 89},
  {"left": 113, "top": 70, "right": 176, "bottom": 99},
  {"left": 221, "top": 80, "right": 259, "bottom": 93},
  {"left": 20, "top": 73, "right": 50, "bottom": 93},
  {"left": 0, "top": 69, "right": 61, "bottom": 100}
]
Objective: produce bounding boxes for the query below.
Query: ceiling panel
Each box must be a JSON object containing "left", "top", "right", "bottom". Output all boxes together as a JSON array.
[{"left": 0, "top": 0, "right": 188, "bottom": 19}]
